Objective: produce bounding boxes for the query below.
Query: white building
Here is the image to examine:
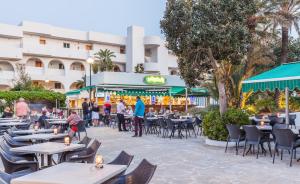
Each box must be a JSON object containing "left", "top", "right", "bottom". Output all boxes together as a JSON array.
[{"left": 0, "top": 21, "right": 179, "bottom": 92}]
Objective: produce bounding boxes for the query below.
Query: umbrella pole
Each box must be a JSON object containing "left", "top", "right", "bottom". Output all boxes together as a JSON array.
[
  {"left": 185, "top": 88, "right": 188, "bottom": 113},
  {"left": 285, "top": 87, "right": 289, "bottom": 125}
]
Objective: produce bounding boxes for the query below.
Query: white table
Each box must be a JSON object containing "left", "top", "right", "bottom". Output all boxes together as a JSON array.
[
  {"left": 47, "top": 118, "right": 67, "bottom": 121},
  {"left": 180, "top": 115, "right": 193, "bottom": 119},
  {"left": 146, "top": 117, "right": 158, "bottom": 121},
  {"left": 0, "top": 122, "right": 28, "bottom": 127},
  {"left": 11, "top": 163, "right": 127, "bottom": 184},
  {"left": 0, "top": 119, "right": 23, "bottom": 123},
  {"left": 11, "top": 142, "right": 84, "bottom": 166},
  {"left": 12, "top": 129, "right": 54, "bottom": 135},
  {"left": 48, "top": 121, "right": 68, "bottom": 125},
  {"left": 13, "top": 133, "right": 67, "bottom": 142}
]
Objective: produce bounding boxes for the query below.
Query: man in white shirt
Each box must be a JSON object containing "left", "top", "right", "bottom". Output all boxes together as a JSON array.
[{"left": 117, "top": 99, "right": 127, "bottom": 131}]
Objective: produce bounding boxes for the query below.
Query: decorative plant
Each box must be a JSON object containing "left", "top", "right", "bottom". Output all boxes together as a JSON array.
[{"left": 134, "top": 64, "right": 144, "bottom": 73}]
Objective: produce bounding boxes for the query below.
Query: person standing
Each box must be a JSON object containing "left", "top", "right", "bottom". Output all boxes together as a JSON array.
[
  {"left": 16, "top": 98, "right": 30, "bottom": 119},
  {"left": 133, "top": 96, "right": 145, "bottom": 137},
  {"left": 82, "top": 98, "right": 90, "bottom": 127},
  {"left": 91, "top": 103, "right": 100, "bottom": 127},
  {"left": 117, "top": 99, "right": 127, "bottom": 131}
]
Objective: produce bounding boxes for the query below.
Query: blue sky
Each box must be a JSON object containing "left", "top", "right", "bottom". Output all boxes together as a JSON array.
[{"left": 0, "top": 0, "right": 167, "bottom": 36}]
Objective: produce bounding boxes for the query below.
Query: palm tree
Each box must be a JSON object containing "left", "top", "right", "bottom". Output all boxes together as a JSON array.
[
  {"left": 74, "top": 76, "right": 86, "bottom": 89},
  {"left": 93, "top": 49, "right": 116, "bottom": 73},
  {"left": 265, "top": 0, "right": 300, "bottom": 64}
]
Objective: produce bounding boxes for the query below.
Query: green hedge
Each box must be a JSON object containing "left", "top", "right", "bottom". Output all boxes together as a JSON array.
[
  {"left": 0, "top": 90, "right": 66, "bottom": 106},
  {"left": 203, "top": 108, "right": 250, "bottom": 141}
]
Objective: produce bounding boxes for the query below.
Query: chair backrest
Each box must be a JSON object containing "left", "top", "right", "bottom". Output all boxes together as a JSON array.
[
  {"left": 125, "top": 159, "right": 157, "bottom": 184},
  {"left": 79, "top": 136, "right": 92, "bottom": 147},
  {"left": 195, "top": 117, "right": 202, "bottom": 126},
  {"left": 273, "top": 128, "right": 296, "bottom": 148},
  {"left": 166, "top": 119, "right": 174, "bottom": 129},
  {"left": 226, "top": 124, "right": 241, "bottom": 139},
  {"left": 108, "top": 151, "right": 134, "bottom": 167},
  {"left": 289, "top": 114, "right": 297, "bottom": 120},
  {"left": 243, "top": 125, "right": 261, "bottom": 142},
  {"left": 86, "top": 139, "right": 101, "bottom": 155},
  {"left": 273, "top": 123, "right": 288, "bottom": 130},
  {"left": 0, "top": 172, "right": 11, "bottom": 184}
]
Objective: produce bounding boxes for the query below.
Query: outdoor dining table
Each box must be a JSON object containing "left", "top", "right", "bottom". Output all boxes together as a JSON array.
[
  {"left": 0, "top": 122, "right": 28, "bottom": 127},
  {"left": 11, "top": 162, "right": 127, "bottom": 184},
  {"left": 10, "top": 142, "right": 85, "bottom": 167},
  {"left": 170, "top": 119, "right": 189, "bottom": 138},
  {"left": 180, "top": 115, "right": 193, "bottom": 119},
  {"left": 48, "top": 120, "right": 68, "bottom": 125},
  {"left": 12, "top": 129, "right": 54, "bottom": 135},
  {"left": 13, "top": 133, "right": 68, "bottom": 142},
  {"left": 0, "top": 119, "right": 23, "bottom": 123}
]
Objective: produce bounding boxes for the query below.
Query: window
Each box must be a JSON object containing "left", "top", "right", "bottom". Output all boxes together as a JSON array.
[
  {"left": 39, "top": 38, "right": 46, "bottom": 45},
  {"left": 85, "top": 44, "right": 93, "bottom": 51},
  {"left": 63, "top": 42, "right": 70, "bottom": 48},
  {"left": 35, "top": 60, "right": 42, "bottom": 67},
  {"left": 120, "top": 46, "right": 126, "bottom": 54},
  {"left": 58, "top": 63, "right": 64, "bottom": 69},
  {"left": 54, "top": 83, "right": 62, "bottom": 89}
]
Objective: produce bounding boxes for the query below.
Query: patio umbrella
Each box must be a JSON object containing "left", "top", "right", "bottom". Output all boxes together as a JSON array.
[{"left": 242, "top": 62, "right": 300, "bottom": 124}]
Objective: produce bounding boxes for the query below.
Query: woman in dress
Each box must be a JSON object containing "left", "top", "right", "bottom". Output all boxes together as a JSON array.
[{"left": 91, "top": 103, "right": 100, "bottom": 127}]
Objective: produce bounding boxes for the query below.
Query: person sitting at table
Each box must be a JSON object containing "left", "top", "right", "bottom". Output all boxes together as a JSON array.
[
  {"left": 126, "top": 106, "right": 134, "bottom": 116},
  {"left": 67, "top": 111, "right": 82, "bottom": 138},
  {"left": 2, "top": 107, "right": 13, "bottom": 118},
  {"left": 146, "top": 107, "right": 156, "bottom": 117},
  {"left": 38, "top": 110, "right": 49, "bottom": 128}
]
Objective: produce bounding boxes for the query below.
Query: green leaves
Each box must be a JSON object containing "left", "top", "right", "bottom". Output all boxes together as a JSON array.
[{"left": 93, "top": 49, "right": 117, "bottom": 73}]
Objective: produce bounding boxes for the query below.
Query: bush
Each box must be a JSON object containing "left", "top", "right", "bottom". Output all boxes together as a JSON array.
[
  {"left": 0, "top": 90, "right": 66, "bottom": 107},
  {"left": 203, "top": 108, "right": 250, "bottom": 141}
]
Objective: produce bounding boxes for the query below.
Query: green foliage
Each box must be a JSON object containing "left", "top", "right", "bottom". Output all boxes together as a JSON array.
[
  {"left": 272, "top": 37, "right": 300, "bottom": 65},
  {"left": 0, "top": 91, "right": 66, "bottom": 107},
  {"left": 203, "top": 108, "right": 250, "bottom": 141},
  {"left": 254, "top": 97, "right": 278, "bottom": 113},
  {"left": 93, "top": 49, "right": 117, "bottom": 73},
  {"left": 134, "top": 64, "right": 144, "bottom": 73},
  {"left": 11, "top": 64, "right": 34, "bottom": 91},
  {"left": 289, "top": 96, "right": 300, "bottom": 112}
]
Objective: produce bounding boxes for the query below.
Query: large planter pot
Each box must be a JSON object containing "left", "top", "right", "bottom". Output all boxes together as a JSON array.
[{"left": 205, "top": 138, "right": 245, "bottom": 147}]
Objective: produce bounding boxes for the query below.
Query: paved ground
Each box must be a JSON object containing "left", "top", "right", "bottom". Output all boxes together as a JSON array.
[{"left": 87, "top": 127, "right": 300, "bottom": 184}]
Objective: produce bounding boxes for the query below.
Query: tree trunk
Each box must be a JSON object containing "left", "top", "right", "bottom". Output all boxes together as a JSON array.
[
  {"left": 280, "top": 26, "right": 289, "bottom": 64},
  {"left": 217, "top": 80, "right": 227, "bottom": 115}
]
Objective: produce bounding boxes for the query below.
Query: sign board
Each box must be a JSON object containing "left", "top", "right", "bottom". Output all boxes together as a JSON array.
[
  {"left": 95, "top": 92, "right": 105, "bottom": 98},
  {"left": 143, "top": 76, "right": 166, "bottom": 85}
]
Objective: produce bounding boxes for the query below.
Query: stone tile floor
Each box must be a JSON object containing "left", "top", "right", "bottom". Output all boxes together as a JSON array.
[{"left": 87, "top": 127, "right": 300, "bottom": 184}]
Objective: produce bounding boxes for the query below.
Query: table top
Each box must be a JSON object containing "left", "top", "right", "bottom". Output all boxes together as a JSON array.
[
  {"left": 254, "top": 125, "right": 298, "bottom": 134},
  {"left": 12, "top": 129, "right": 54, "bottom": 135},
  {"left": 11, "top": 163, "right": 127, "bottom": 184},
  {"left": 10, "top": 142, "right": 84, "bottom": 155},
  {"left": 47, "top": 118, "right": 67, "bottom": 121},
  {"left": 13, "top": 133, "right": 67, "bottom": 141},
  {"left": 180, "top": 115, "right": 193, "bottom": 119},
  {"left": 146, "top": 117, "right": 158, "bottom": 120},
  {"left": 0, "top": 119, "right": 23, "bottom": 123},
  {"left": 48, "top": 121, "right": 68, "bottom": 125},
  {"left": 0, "top": 122, "right": 28, "bottom": 126},
  {"left": 171, "top": 119, "right": 188, "bottom": 122}
]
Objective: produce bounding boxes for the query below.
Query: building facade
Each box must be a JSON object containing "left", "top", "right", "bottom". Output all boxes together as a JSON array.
[{"left": 0, "top": 21, "right": 179, "bottom": 92}]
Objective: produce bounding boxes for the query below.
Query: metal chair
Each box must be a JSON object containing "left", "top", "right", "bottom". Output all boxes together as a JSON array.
[
  {"left": 106, "top": 159, "right": 157, "bottom": 184},
  {"left": 66, "top": 139, "right": 101, "bottom": 163},
  {"left": 225, "top": 124, "right": 245, "bottom": 155},
  {"left": 0, "top": 169, "right": 33, "bottom": 184},
  {"left": 108, "top": 151, "right": 134, "bottom": 176},
  {"left": 3, "top": 133, "right": 30, "bottom": 147},
  {"left": 0, "top": 149, "right": 38, "bottom": 174},
  {"left": 289, "top": 114, "right": 297, "bottom": 129},
  {"left": 77, "top": 120, "right": 87, "bottom": 141},
  {"left": 242, "top": 125, "right": 272, "bottom": 158},
  {"left": 0, "top": 141, "right": 37, "bottom": 161},
  {"left": 273, "top": 128, "right": 300, "bottom": 166}
]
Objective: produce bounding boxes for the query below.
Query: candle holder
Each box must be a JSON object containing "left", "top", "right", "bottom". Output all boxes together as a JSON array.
[
  {"left": 64, "top": 136, "right": 70, "bottom": 146},
  {"left": 260, "top": 121, "right": 265, "bottom": 127},
  {"left": 53, "top": 128, "right": 58, "bottom": 135},
  {"left": 95, "top": 155, "right": 104, "bottom": 169},
  {"left": 34, "top": 125, "right": 39, "bottom": 131}
]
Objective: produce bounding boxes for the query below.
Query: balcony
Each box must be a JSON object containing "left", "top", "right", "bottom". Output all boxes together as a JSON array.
[
  {"left": 0, "top": 46, "right": 22, "bottom": 60},
  {"left": 144, "top": 36, "right": 161, "bottom": 46},
  {"left": 0, "top": 71, "right": 15, "bottom": 86},
  {"left": 69, "top": 70, "right": 85, "bottom": 80},
  {"left": 26, "top": 66, "right": 44, "bottom": 76},
  {"left": 47, "top": 69, "right": 65, "bottom": 76},
  {"left": 144, "top": 62, "right": 161, "bottom": 73}
]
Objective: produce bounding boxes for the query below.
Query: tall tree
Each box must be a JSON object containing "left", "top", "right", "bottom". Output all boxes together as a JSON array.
[
  {"left": 265, "top": 0, "right": 300, "bottom": 64},
  {"left": 93, "top": 49, "right": 116, "bottom": 73},
  {"left": 161, "top": 0, "right": 257, "bottom": 114}
]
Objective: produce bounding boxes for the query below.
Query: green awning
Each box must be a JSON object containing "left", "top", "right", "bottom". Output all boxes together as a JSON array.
[
  {"left": 65, "top": 89, "right": 80, "bottom": 96},
  {"left": 170, "top": 87, "right": 185, "bottom": 95},
  {"left": 190, "top": 88, "right": 209, "bottom": 96},
  {"left": 242, "top": 62, "right": 300, "bottom": 92}
]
